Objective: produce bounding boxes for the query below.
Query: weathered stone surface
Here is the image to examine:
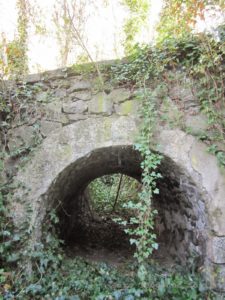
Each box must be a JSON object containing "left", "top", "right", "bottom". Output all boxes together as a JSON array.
[
  {"left": 169, "top": 84, "right": 196, "bottom": 102},
  {"left": 36, "top": 91, "right": 50, "bottom": 103},
  {"left": 8, "top": 126, "right": 35, "bottom": 151},
  {"left": 62, "top": 100, "right": 88, "bottom": 114},
  {"left": 58, "top": 81, "right": 71, "bottom": 89},
  {"left": 185, "top": 114, "right": 208, "bottom": 134},
  {"left": 190, "top": 141, "right": 225, "bottom": 235},
  {"left": 69, "top": 91, "right": 92, "bottom": 101},
  {"left": 88, "top": 92, "right": 113, "bottom": 115},
  {"left": 42, "top": 68, "right": 67, "bottom": 80},
  {"left": 68, "top": 80, "right": 91, "bottom": 93},
  {"left": 160, "top": 97, "right": 184, "bottom": 128},
  {"left": 24, "top": 73, "right": 41, "bottom": 83},
  {"left": 107, "top": 88, "right": 131, "bottom": 103},
  {"left": 210, "top": 237, "right": 225, "bottom": 264},
  {"left": 45, "top": 100, "right": 62, "bottom": 113},
  {"left": 40, "top": 120, "right": 62, "bottom": 137},
  {"left": 210, "top": 264, "right": 225, "bottom": 291},
  {"left": 44, "top": 101, "right": 68, "bottom": 124},
  {"left": 66, "top": 114, "right": 87, "bottom": 122},
  {"left": 12, "top": 116, "right": 139, "bottom": 227},
  {"left": 54, "top": 89, "right": 67, "bottom": 98},
  {"left": 115, "top": 99, "right": 139, "bottom": 116}
]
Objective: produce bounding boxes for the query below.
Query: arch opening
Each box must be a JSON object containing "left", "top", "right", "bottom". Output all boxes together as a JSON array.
[{"left": 45, "top": 145, "right": 207, "bottom": 266}]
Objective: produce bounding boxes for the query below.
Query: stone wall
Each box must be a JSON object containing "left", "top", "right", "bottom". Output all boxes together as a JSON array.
[
  {"left": 1, "top": 65, "right": 225, "bottom": 290},
  {"left": 5, "top": 67, "right": 139, "bottom": 157},
  {"left": 154, "top": 157, "right": 207, "bottom": 265}
]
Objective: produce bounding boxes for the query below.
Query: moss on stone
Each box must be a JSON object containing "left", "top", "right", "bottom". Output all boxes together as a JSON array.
[
  {"left": 97, "top": 93, "right": 104, "bottom": 112},
  {"left": 120, "top": 100, "right": 133, "bottom": 115},
  {"left": 70, "top": 62, "right": 96, "bottom": 76}
]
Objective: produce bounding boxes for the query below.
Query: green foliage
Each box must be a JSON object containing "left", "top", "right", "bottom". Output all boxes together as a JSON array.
[
  {"left": 0, "top": 0, "right": 30, "bottom": 77},
  {"left": 121, "top": 0, "right": 150, "bottom": 54},
  {"left": 0, "top": 255, "right": 217, "bottom": 299},
  {"left": 207, "top": 144, "right": 225, "bottom": 167},
  {"left": 0, "top": 151, "right": 23, "bottom": 299},
  {"left": 127, "top": 89, "right": 162, "bottom": 285},
  {"left": 111, "top": 46, "right": 165, "bottom": 286},
  {"left": 156, "top": 1, "right": 225, "bottom": 45},
  {"left": 89, "top": 174, "right": 140, "bottom": 215}
]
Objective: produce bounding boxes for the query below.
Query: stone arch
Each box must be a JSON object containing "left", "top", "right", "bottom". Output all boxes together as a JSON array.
[
  {"left": 12, "top": 116, "right": 225, "bottom": 289},
  {"left": 44, "top": 145, "right": 208, "bottom": 264},
  {"left": 46, "top": 145, "right": 142, "bottom": 241}
]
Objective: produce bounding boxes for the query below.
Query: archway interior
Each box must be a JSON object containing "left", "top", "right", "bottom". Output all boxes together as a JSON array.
[
  {"left": 46, "top": 145, "right": 207, "bottom": 266},
  {"left": 65, "top": 174, "right": 141, "bottom": 263}
]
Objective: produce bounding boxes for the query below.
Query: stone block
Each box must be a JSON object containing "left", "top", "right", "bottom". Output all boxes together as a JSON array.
[
  {"left": 66, "top": 114, "right": 87, "bottom": 123},
  {"left": 210, "top": 237, "right": 225, "bottom": 264},
  {"left": 68, "top": 80, "right": 91, "bottom": 93},
  {"left": 69, "top": 91, "right": 92, "bottom": 101},
  {"left": 45, "top": 101, "right": 62, "bottom": 114},
  {"left": 107, "top": 88, "right": 131, "bottom": 103},
  {"left": 115, "top": 99, "right": 139, "bottom": 116},
  {"left": 54, "top": 89, "right": 67, "bottom": 98},
  {"left": 169, "top": 84, "right": 196, "bottom": 102},
  {"left": 185, "top": 114, "right": 208, "bottom": 134},
  {"left": 24, "top": 73, "right": 41, "bottom": 83},
  {"left": 88, "top": 92, "right": 113, "bottom": 115},
  {"left": 40, "top": 120, "right": 62, "bottom": 137},
  {"left": 7, "top": 125, "right": 35, "bottom": 152},
  {"left": 210, "top": 264, "right": 225, "bottom": 291},
  {"left": 36, "top": 91, "right": 50, "bottom": 103},
  {"left": 62, "top": 100, "right": 88, "bottom": 114},
  {"left": 42, "top": 69, "right": 67, "bottom": 80}
]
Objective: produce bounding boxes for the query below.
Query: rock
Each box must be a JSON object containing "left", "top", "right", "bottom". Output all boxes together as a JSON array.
[
  {"left": 63, "top": 100, "right": 88, "bottom": 114},
  {"left": 7, "top": 126, "right": 35, "bottom": 152},
  {"left": 40, "top": 120, "right": 62, "bottom": 137},
  {"left": 42, "top": 68, "right": 67, "bottom": 80},
  {"left": 45, "top": 101, "right": 68, "bottom": 124},
  {"left": 88, "top": 92, "right": 113, "bottom": 115},
  {"left": 210, "top": 236, "right": 225, "bottom": 264},
  {"left": 211, "top": 264, "right": 225, "bottom": 291},
  {"left": 24, "top": 73, "right": 41, "bottom": 83},
  {"left": 68, "top": 80, "right": 91, "bottom": 93},
  {"left": 169, "top": 84, "right": 196, "bottom": 102},
  {"left": 66, "top": 114, "right": 87, "bottom": 123},
  {"left": 69, "top": 91, "right": 92, "bottom": 101},
  {"left": 107, "top": 88, "right": 131, "bottom": 103},
  {"left": 54, "top": 89, "right": 67, "bottom": 98},
  {"left": 190, "top": 141, "right": 225, "bottom": 235},
  {"left": 36, "top": 91, "right": 50, "bottom": 103},
  {"left": 59, "top": 81, "right": 71, "bottom": 89},
  {"left": 115, "top": 99, "right": 139, "bottom": 116},
  {"left": 185, "top": 114, "right": 208, "bottom": 134},
  {"left": 45, "top": 100, "right": 62, "bottom": 112}
]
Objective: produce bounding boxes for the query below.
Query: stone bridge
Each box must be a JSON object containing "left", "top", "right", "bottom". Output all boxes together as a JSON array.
[{"left": 4, "top": 66, "right": 225, "bottom": 290}]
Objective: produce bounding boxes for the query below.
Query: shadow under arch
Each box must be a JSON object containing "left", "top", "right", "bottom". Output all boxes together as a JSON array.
[{"left": 45, "top": 144, "right": 208, "bottom": 266}]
